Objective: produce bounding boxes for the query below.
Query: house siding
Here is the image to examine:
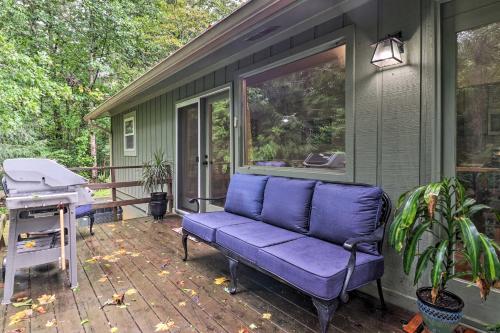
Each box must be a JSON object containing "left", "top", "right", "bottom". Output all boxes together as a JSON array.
[{"left": 108, "top": 0, "right": 498, "bottom": 326}]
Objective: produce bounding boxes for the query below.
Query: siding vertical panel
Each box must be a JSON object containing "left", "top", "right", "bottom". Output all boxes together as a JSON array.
[
  {"left": 344, "top": 1, "right": 379, "bottom": 185},
  {"left": 213, "top": 69, "right": 224, "bottom": 87},
  {"left": 195, "top": 77, "right": 204, "bottom": 94},
  {"left": 186, "top": 82, "right": 195, "bottom": 97},
  {"left": 379, "top": 0, "right": 422, "bottom": 307}
]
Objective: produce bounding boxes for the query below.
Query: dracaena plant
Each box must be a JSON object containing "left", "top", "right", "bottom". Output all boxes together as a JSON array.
[
  {"left": 142, "top": 151, "right": 172, "bottom": 193},
  {"left": 389, "top": 177, "right": 500, "bottom": 303}
]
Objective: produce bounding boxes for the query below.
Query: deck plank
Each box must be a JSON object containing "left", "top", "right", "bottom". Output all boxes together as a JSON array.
[
  {"left": 29, "top": 265, "right": 58, "bottom": 333},
  {"left": 70, "top": 241, "right": 113, "bottom": 333},
  {"left": 76, "top": 231, "right": 142, "bottom": 333},
  {"left": 3, "top": 268, "right": 31, "bottom": 333}
]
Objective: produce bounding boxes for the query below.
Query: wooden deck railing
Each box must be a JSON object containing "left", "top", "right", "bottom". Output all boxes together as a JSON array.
[{"left": 69, "top": 165, "right": 173, "bottom": 217}]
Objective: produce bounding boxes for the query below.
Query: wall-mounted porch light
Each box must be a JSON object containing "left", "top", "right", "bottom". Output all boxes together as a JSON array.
[{"left": 371, "top": 32, "right": 404, "bottom": 68}]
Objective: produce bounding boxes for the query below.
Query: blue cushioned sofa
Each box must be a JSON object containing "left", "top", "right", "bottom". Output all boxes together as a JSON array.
[{"left": 181, "top": 174, "right": 391, "bottom": 333}]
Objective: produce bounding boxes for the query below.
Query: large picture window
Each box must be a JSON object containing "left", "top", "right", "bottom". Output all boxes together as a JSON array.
[{"left": 243, "top": 45, "right": 346, "bottom": 172}]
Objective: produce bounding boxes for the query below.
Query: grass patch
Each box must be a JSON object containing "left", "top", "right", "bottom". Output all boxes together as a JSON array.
[{"left": 93, "top": 189, "right": 111, "bottom": 198}]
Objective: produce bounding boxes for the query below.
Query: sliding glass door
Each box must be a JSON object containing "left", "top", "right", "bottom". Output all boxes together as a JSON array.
[
  {"left": 442, "top": 0, "right": 500, "bottom": 324},
  {"left": 177, "top": 103, "right": 199, "bottom": 212},
  {"left": 176, "top": 89, "right": 232, "bottom": 212},
  {"left": 205, "top": 93, "right": 231, "bottom": 209}
]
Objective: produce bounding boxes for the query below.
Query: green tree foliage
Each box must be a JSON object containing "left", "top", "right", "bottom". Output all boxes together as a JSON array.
[{"left": 0, "top": 0, "right": 242, "bottom": 167}]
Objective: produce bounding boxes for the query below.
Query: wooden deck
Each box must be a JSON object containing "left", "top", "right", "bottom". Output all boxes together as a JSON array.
[{"left": 0, "top": 216, "right": 412, "bottom": 333}]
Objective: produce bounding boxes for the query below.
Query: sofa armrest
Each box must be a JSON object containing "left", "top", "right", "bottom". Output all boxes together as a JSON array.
[
  {"left": 343, "top": 224, "right": 385, "bottom": 252},
  {"left": 188, "top": 197, "right": 226, "bottom": 213},
  {"left": 340, "top": 224, "right": 385, "bottom": 304}
]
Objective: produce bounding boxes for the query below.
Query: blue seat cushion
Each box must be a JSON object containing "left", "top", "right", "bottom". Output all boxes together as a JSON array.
[
  {"left": 182, "top": 212, "right": 255, "bottom": 243},
  {"left": 257, "top": 237, "right": 384, "bottom": 300},
  {"left": 216, "top": 222, "right": 305, "bottom": 263},
  {"left": 76, "top": 204, "right": 93, "bottom": 218},
  {"left": 260, "top": 177, "right": 316, "bottom": 233},
  {"left": 224, "top": 174, "right": 269, "bottom": 220},
  {"left": 309, "top": 183, "right": 384, "bottom": 255}
]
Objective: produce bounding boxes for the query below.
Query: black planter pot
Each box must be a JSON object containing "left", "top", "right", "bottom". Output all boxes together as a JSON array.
[
  {"left": 416, "top": 287, "right": 464, "bottom": 333},
  {"left": 150, "top": 192, "right": 167, "bottom": 220},
  {"left": 151, "top": 192, "right": 167, "bottom": 201}
]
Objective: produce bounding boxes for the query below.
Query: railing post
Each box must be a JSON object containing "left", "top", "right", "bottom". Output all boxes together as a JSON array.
[{"left": 110, "top": 168, "right": 118, "bottom": 220}]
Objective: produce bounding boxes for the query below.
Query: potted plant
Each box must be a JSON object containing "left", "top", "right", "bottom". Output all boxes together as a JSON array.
[
  {"left": 142, "top": 151, "right": 172, "bottom": 220},
  {"left": 389, "top": 177, "right": 500, "bottom": 333}
]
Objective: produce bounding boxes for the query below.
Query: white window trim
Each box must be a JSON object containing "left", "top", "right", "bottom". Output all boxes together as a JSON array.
[{"left": 123, "top": 111, "right": 137, "bottom": 157}]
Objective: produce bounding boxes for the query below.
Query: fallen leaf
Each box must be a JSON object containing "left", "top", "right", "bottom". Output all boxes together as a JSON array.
[
  {"left": 45, "top": 319, "right": 56, "bottom": 327},
  {"left": 7, "top": 328, "right": 25, "bottom": 333},
  {"left": 9, "top": 309, "right": 33, "bottom": 326},
  {"left": 112, "top": 293, "right": 125, "bottom": 305},
  {"left": 102, "top": 255, "right": 119, "bottom": 263},
  {"left": 114, "top": 249, "right": 127, "bottom": 255},
  {"left": 110, "top": 327, "right": 118, "bottom": 333},
  {"left": 155, "top": 321, "right": 175, "bottom": 331},
  {"left": 37, "top": 294, "right": 56, "bottom": 305},
  {"left": 178, "top": 301, "right": 186, "bottom": 307},
  {"left": 130, "top": 252, "right": 140, "bottom": 257},
  {"left": 249, "top": 323, "right": 258, "bottom": 329},
  {"left": 86, "top": 256, "right": 100, "bottom": 263},
  {"left": 125, "top": 289, "right": 137, "bottom": 296},
  {"left": 24, "top": 241, "right": 36, "bottom": 248},
  {"left": 176, "top": 280, "right": 185, "bottom": 287},
  {"left": 34, "top": 306, "right": 46, "bottom": 314},
  {"left": 262, "top": 313, "right": 272, "bottom": 320},
  {"left": 115, "top": 239, "right": 124, "bottom": 243},
  {"left": 158, "top": 270, "right": 170, "bottom": 277},
  {"left": 214, "top": 277, "right": 229, "bottom": 285},
  {"left": 98, "top": 276, "right": 108, "bottom": 283},
  {"left": 12, "top": 298, "right": 32, "bottom": 307},
  {"left": 80, "top": 319, "right": 89, "bottom": 325},
  {"left": 238, "top": 328, "right": 250, "bottom": 333}
]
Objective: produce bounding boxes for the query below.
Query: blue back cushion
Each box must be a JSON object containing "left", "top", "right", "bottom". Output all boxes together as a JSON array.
[
  {"left": 309, "top": 182, "right": 384, "bottom": 255},
  {"left": 260, "top": 177, "right": 316, "bottom": 233},
  {"left": 224, "top": 174, "right": 269, "bottom": 220}
]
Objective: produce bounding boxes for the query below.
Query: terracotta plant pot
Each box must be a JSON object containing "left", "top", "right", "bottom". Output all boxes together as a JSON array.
[{"left": 416, "top": 287, "right": 464, "bottom": 333}]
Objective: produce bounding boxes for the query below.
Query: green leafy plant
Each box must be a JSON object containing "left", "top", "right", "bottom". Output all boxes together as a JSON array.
[
  {"left": 389, "top": 177, "right": 500, "bottom": 303},
  {"left": 141, "top": 151, "right": 172, "bottom": 193}
]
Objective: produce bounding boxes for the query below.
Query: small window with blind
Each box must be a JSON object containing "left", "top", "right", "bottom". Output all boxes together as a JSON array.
[{"left": 123, "top": 111, "right": 136, "bottom": 156}]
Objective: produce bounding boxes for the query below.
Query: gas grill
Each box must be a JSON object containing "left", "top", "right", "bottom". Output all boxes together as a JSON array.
[{"left": 1, "top": 158, "right": 93, "bottom": 304}]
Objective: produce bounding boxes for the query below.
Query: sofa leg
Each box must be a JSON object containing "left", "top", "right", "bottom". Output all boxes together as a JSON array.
[
  {"left": 89, "top": 215, "right": 95, "bottom": 235},
  {"left": 377, "top": 278, "right": 386, "bottom": 310},
  {"left": 182, "top": 231, "right": 188, "bottom": 261},
  {"left": 312, "top": 297, "right": 338, "bottom": 333},
  {"left": 228, "top": 257, "right": 238, "bottom": 294}
]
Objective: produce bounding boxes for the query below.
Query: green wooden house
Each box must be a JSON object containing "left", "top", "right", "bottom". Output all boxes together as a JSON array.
[{"left": 85, "top": 0, "right": 500, "bottom": 328}]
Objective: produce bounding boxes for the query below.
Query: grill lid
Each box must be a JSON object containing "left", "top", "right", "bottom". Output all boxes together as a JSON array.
[{"left": 3, "top": 158, "right": 86, "bottom": 194}]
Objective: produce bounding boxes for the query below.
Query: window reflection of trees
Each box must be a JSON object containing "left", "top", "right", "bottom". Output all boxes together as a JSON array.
[
  {"left": 245, "top": 46, "right": 346, "bottom": 169},
  {"left": 455, "top": 22, "right": 500, "bottom": 288}
]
